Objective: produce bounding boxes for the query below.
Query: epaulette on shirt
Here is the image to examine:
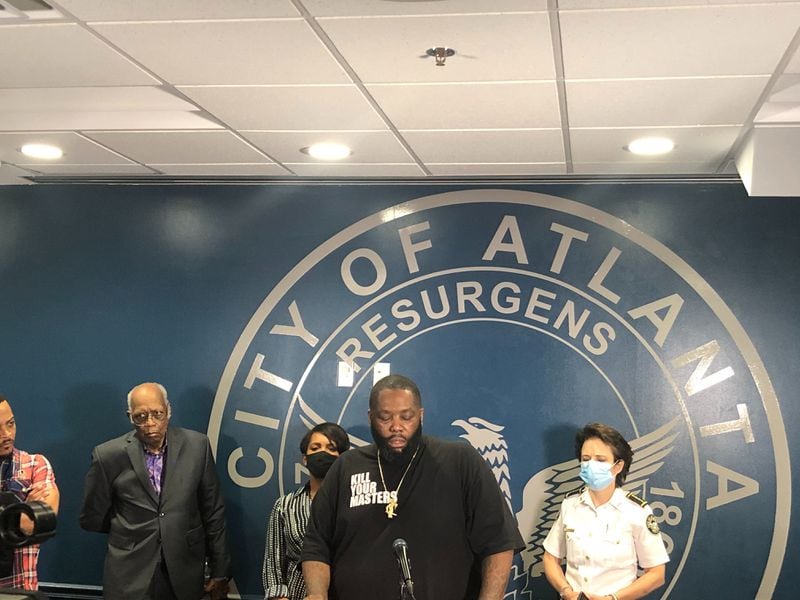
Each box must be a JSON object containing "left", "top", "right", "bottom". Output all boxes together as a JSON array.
[
  {"left": 625, "top": 491, "right": 648, "bottom": 507},
  {"left": 566, "top": 486, "right": 585, "bottom": 498}
]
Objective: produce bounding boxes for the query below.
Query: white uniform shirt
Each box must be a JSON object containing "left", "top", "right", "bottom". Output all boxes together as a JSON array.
[{"left": 543, "top": 488, "right": 669, "bottom": 596}]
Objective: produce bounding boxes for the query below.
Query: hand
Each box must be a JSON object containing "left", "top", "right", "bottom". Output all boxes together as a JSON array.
[
  {"left": 25, "top": 481, "right": 51, "bottom": 503},
  {"left": 204, "top": 578, "right": 229, "bottom": 600}
]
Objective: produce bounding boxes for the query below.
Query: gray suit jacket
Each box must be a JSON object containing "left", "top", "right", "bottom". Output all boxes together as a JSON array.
[{"left": 80, "top": 427, "right": 231, "bottom": 600}]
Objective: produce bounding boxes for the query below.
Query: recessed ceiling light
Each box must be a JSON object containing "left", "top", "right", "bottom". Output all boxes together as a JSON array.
[
  {"left": 301, "top": 142, "right": 351, "bottom": 161},
  {"left": 20, "top": 143, "right": 63, "bottom": 160},
  {"left": 626, "top": 137, "right": 675, "bottom": 156}
]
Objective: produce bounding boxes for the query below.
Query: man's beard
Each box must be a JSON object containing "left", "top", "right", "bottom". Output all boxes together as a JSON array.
[{"left": 371, "top": 422, "right": 423, "bottom": 464}]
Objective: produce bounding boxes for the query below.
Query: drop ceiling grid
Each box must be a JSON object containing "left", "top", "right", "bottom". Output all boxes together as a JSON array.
[
  {"left": 82, "top": 130, "right": 280, "bottom": 165},
  {"left": 559, "top": 2, "right": 800, "bottom": 174},
  {"left": 0, "top": 131, "right": 138, "bottom": 165},
  {"left": 0, "top": 23, "right": 158, "bottom": 87},
  {"left": 53, "top": 0, "right": 301, "bottom": 21},
  {"left": 309, "top": 10, "right": 561, "bottom": 171},
  {"left": 315, "top": 12, "right": 556, "bottom": 84},
  {"left": 300, "top": 0, "right": 549, "bottom": 17},
  {"left": 242, "top": 130, "right": 416, "bottom": 165},
  {"left": 87, "top": 19, "right": 352, "bottom": 86},
  {"left": 0, "top": 0, "right": 797, "bottom": 182}
]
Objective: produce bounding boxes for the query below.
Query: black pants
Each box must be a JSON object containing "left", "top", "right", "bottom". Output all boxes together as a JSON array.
[{"left": 148, "top": 556, "right": 178, "bottom": 600}]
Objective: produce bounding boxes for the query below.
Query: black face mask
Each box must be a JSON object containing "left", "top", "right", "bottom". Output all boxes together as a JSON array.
[{"left": 305, "top": 451, "right": 338, "bottom": 479}]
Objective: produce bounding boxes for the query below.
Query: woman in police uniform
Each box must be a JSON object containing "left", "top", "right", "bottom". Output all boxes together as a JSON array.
[{"left": 543, "top": 423, "right": 669, "bottom": 600}]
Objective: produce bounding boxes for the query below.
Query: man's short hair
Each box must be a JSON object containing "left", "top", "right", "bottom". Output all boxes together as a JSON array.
[
  {"left": 574, "top": 422, "right": 634, "bottom": 487},
  {"left": 127, "top": 382, "right": 172, "bottom": 418},
  {"left": 299, "top": 422, "right": 351, "bottom": 455},
  {"left": 368, "top": 374, "right": 421, "bottom": 410},
  {"left": 0, "top": 393, "right": 6, "bottom": 405}
]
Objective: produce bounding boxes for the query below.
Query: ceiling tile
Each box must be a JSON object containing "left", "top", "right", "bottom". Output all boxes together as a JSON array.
[
  {"left": 0, "top": 131, "right": 134, "bottom": 164},
  {"left": 567, "top": 77, "right": 768, "bottom": 127},
  {"left": 56, "top": 0, "right": 299, "bottom": 20},
  {"left": 427, "top": 163, "right": 566, "bottom": 176},
  {"left": 286, "top": 163, "right": 425, "bottom": 177},
  {"left": 403, "top": 130, "right": 564, "bottom": 163},
  {"left": 243, "top": 131, "right": 413, "bottom": 163},
  {"left": 151, "top": 164, "right": 290, "bottom": 176},
  {"left": 19, "top": 163, "right": 156, "bottom": 174},
  {"left": 305, "top": 0, "right": 547, "bottom": 16},
  {"left": 787, "top": 43, "right": 800, "bottom": 74},
  {"left": 179, "top": 86, "right": 387, "bottom": 130},
  {"left": 770, "top": 74, "right": 800, "bottom": 102},
  {"left": 570, "top": 126, "right": 740, "bottom": 164},
  {"left": 755, "top": 104, "right": 800, "bottom": 123},
  {"left": 559, "top": 0, "right": 794, "bottom": 8},
  {"left": 560, "top": 1, "right": 702, "bottom": 7},
  {"left": 84, "top": 131, "right": 272, "bottom": 164},
  {"left": 0, "top": 23, "right": 157, "bottom": 87},
  {"left": 571, "top": 162, "right": 720, "bottom": 174},
  {"left": 91, "top": 20, "right": 350, "bottom": 85},
  {"left": 0, "top": 85, "right": 220, "bottom": 130},
  {"left": 319, "top": 13, "right": 555, "bottom": 83},
  {"left": 0, "top": 111, "right": 220, "bottom": 131},
  {"left": 560, "top": 4, "right": 800, "bottom": 78},
  {"left": 0, "top": 86, "right": 195, "bottom": 112},
  {"left": 370, "top": 82, "right": 560, "bottom": 129}
]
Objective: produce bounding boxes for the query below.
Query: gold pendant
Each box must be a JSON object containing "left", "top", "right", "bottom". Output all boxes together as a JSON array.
[{"left": 385, "top": 497, "right": 398, "bottom": 519}]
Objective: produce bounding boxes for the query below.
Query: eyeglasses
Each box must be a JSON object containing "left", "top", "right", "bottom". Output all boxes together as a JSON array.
[{"left": 130, "top": 410, "right": 167, "bottom": 425}]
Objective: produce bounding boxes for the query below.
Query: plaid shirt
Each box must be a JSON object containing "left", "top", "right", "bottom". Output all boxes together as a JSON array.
[{"left": 0, "top": 448, "right": 57, "bottom": 590}]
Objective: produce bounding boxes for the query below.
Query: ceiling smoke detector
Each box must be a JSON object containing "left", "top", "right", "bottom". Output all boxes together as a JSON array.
[{"left": 425, "top": 47, "right": 455, "bottom": 67}]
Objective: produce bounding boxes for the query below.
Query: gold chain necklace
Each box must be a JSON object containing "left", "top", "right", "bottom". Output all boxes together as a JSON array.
[{"left": 377, "top": 447, "right": 419, "bottom": 519}]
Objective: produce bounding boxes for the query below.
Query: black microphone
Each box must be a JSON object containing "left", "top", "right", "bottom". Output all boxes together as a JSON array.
[{"left": 392, "top": 538, "right": 415, "bottom": 599}]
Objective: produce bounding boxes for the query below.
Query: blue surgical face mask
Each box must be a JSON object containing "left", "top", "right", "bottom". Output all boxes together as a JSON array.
[{"left": 580, "top": 459, "right": 617, "bottom": 490}]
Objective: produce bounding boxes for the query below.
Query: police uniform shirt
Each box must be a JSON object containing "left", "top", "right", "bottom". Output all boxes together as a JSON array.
[{"left": 543, "top": 487, "right": 669, "bottom": 596}]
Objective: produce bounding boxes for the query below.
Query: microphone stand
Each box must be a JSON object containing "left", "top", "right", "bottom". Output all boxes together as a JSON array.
[
  {"left": 393, "top": 538, "right": 417, "bottom": 600},
  {"left": 399, "top": 574, "right": 416, "bottom": 600}
]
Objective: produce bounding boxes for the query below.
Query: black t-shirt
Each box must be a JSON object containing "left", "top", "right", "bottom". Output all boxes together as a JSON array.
[{"left": 301, "top": 436, "right": 524, "bottom": 600}]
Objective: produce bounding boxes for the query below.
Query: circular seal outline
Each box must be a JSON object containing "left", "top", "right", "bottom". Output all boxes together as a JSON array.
[
  {"left": 210, "top": 188, "right": 790, "bottom": 598},
  {"left": 287, "top": 266, "right": 694, "bottom": 594}
]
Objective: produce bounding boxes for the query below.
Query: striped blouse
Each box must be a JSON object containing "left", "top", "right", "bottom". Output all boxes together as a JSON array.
[{"left": 263, "top": 483, "right": 312, "bottom": 600}]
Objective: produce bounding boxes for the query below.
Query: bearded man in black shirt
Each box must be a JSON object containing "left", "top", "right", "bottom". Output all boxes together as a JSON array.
[{"left": 301, "top": 374, "right": 523, "bottom": 600}]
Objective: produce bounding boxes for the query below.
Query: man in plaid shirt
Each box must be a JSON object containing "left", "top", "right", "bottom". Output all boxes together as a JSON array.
[{"left": 0, "top": 393, "right": 59, "bottom": 590}]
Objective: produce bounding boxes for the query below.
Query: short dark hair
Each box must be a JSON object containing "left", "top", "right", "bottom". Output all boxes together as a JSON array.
[
  {"left": 0, "top": 394, "right": 6, "bottom": 405},
  {"left": 575, "top": 422, "right": 633, "bottom": 487},
  {"left": 300, "top": 422, "right": 350, "bottom": 455},
  {"left": 368, "top": 374, "right": 421, "bottom": 410}
]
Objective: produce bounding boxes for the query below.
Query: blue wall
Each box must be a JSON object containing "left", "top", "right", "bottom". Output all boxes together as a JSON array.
[{"left": 0, "top": 182, "right": 796, "bottom": 598}]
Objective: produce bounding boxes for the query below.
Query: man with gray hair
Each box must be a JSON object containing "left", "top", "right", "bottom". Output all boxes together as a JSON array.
[{"left": 80, "top": 382, "right": 231, "bottom": 600}]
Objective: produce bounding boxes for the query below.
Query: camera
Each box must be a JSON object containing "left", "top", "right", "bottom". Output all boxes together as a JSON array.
[{"left": 0, "top": 491, "right": 57, "bottom": 547}]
